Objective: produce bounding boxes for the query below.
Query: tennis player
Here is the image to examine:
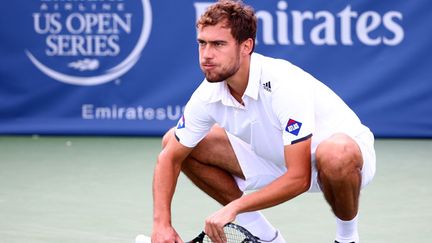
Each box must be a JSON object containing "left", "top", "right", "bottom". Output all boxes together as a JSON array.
[{"left": 151, "top": 1, "right": 376, "bottom": 243}]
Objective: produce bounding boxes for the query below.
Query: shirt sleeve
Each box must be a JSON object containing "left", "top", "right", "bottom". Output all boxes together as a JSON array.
[
  {"left": 174, "top": 95, "right": 215, "bottom": 148},
  {"left": 272, "top": 67, "right": 315, "bottom": 145}
]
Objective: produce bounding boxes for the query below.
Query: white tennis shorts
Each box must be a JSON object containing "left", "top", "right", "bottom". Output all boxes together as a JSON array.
[{"left": 227, "top": 131, "right": 376, "bottom": 193}]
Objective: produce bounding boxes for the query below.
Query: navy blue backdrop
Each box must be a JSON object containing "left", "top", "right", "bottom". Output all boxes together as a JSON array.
[{"left": 0, "top": 0, "right": 431, "bottom": 137}]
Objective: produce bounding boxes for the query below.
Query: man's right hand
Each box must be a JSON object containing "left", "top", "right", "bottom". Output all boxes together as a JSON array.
[{"left": 151, "top": 225, "right": 183, "bottom": 243}]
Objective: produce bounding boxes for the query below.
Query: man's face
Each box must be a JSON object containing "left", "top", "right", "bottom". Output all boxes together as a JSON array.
[{"left": 197, "top": 22, "right": 241, "bottom": 83}]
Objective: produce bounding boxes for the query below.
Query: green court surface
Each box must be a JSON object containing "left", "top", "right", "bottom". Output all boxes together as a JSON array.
[{"left": 0, "top": 136, "right": 431, "bottom": 243}]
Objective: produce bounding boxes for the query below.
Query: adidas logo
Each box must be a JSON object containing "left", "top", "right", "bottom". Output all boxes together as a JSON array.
[{"left": 263, "top": 81, "right": 272, "bottom": 92}]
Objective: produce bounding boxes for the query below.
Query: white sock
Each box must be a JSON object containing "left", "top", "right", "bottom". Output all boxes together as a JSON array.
[
  {"left": 236, "top": 211, "right": 278, "bottom": 241},
  {"left": 335, "top": 214, "right": 359, "bottom": 243}
]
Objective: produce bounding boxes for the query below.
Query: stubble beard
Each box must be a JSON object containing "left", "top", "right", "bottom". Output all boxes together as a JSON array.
[
  {"left": 204, "top": 64, "right": 239, "bottom": 83},
  {"left": 203, "top": 50, "right": 241, "bottom": 83}
]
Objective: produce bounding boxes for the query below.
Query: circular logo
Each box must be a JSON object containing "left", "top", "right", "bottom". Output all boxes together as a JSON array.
[{"left": 26, "top": 0, "right": 152, "bottom": 86}]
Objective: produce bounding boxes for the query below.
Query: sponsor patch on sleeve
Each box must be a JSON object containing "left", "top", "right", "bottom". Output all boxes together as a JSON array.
[
  {"left": 177, "top": 115, "right": 185, "bottom": 129},
  {"left": 285, "top": 118, "right": 302, "bottom": 136}
]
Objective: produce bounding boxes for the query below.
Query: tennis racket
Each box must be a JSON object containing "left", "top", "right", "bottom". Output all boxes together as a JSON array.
[
  {"left": 136, "top": 223, "right": 261, "bottom": 243},
  {"left": 187, "top": 223, "right": 260, "bottom": 243}
]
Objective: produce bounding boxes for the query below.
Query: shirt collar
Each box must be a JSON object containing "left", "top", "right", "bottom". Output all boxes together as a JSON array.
[{"left": 243, "top": 52, "right": 261, "bottom": 101}]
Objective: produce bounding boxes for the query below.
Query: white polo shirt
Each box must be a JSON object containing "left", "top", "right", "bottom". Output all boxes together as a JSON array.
[{"left": 175, "top": 53, "right": 370, "bottom": 166}]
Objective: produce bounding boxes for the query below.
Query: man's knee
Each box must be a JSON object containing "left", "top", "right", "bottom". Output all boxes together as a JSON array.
[
  {"left": 316, "top": 134, "right": 362, "bottom": 179},
  {"left": 190, "top": 125, "right": 243, "bottom": 178},
  {"left": 196, "top": 125, "right": 227, "bottom": 148},
  {"left": 191, "top": 125, "right": 231, "bottom": 160}
]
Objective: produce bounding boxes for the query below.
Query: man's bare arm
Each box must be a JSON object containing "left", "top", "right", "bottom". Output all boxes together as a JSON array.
[{"left": 152, "top": 132, "right": 193, "bottom": 243}]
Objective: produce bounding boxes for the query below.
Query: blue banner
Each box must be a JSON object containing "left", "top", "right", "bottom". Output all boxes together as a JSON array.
[{"left": 0, "top": 0, "right": 431, "bottom": 137}]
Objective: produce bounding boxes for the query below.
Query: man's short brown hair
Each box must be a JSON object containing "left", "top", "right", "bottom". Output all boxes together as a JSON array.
[{"left": 197, "top": 0, "right": 257, "bottom": 52}]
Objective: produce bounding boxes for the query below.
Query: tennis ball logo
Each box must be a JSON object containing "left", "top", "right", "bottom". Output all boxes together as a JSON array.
[{"left": 26, "top": 0, "right": 152, "bottom": 86}]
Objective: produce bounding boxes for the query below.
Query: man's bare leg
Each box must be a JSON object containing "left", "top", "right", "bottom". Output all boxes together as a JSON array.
[
  {"left": 162, "top": 125, "right": 282, "bottom": 242},
  {"left": 162, "top": 125, "right": 243, "bottom": 205},
  {"left": 315, "top": 133, "right": 363, "bottom": 243}
]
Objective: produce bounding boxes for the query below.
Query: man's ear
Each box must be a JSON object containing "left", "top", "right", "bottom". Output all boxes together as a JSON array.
[{"left": 241, "top": 38, "right": 254, "bottom": 55}]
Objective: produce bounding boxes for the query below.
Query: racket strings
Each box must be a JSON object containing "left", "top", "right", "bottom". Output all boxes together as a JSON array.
[{"left": 202, "top": 226, "right": 253, "bottom": 243}]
